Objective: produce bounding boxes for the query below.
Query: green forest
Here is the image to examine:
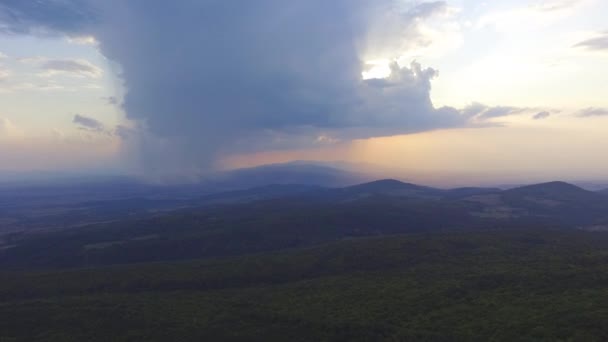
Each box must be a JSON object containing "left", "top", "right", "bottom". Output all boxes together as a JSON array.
[{"left": 3, "top": 228, "right": 608, "bottom": 341}]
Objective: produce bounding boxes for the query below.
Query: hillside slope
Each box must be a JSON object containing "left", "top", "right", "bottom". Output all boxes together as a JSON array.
[
  {"left": 3, "top": 229, "right": 608, "bottom": 341},
  {"left": 465, "top": 182, "right": 608, "bottom": 224}
]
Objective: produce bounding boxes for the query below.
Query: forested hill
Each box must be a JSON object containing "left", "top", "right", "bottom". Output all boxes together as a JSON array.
[
  {"left": 4, "top": 229, "right": 608, "bottom": 341},
  {"left": 3, "top": 179, "right": 608, "bottom": 270}
]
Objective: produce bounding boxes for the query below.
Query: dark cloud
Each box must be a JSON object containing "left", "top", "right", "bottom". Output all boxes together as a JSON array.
[
  {"left": 0, "top": 0, "right": 473, "bottom": 176},
  {"left": 0, "top": 0, "right": 95, "bottom": 35},
  {"left": 73, "top": 114, "right": 104, "bottom": 131},
  {"left": 409, "top": 1, "right": 449, "bottom": 18},
  {"left": 574, "top": 32, "right": 608, "bottom": 51},
  {"left": 578, "top": 107, "right": 608, "bottom": 117},
  {"left": 113, "top": 124, "right": 133, "bottom": 139},
  {"left": 533, "top": 111, "right": 551, "bottom": 120}
]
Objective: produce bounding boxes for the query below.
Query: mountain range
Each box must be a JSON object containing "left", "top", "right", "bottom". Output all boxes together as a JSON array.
[
  {"left": 2, "top": 162, "right": 608, "bottom": 236},
  {"left": 3, "top": 167, "right": 608, "bottom": 270},
  {"left": 4, "top": 164, "right": 608, "bottom": 340}
]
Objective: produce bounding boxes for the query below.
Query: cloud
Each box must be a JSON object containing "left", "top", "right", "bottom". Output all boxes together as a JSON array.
[
  {"left": 16, "top": 56, "right": 46, "bottom": 64},
  {"left": 0, "top": 0, "right": 95, "bottom": 35},
  {"left": 574, "top": 32, "right": 608, "bottom": 51},
  {"left": 477, "top": 0, "right": 585, "bottom": 32},
  {"left": 67, "top": 35, "right": 98, "bottom": 45},
  {"left": 101, "top": 96, "right": 118, "bottom": 105},
  {"left": 462, "top": 103, "right": 527, "bottom": 120},
  {"left": 0, "top": 67, "right": 8, "bottom": 81},
  {"left": 578, "top": 107, "right": 608, "bottom": 117},
  {"left": 0, "top": 117, "right": 22, "bottom": 138},
  {"left": 535, "top": 0, "right": 584, "bottom": 12},
  {"left": 363, "top": 1, "right": 462, "bottom": 60},
  {"left": 39, "top": 59, "right": 102, "bottom": 78},
  {"left": 51, "top": 128, "right": 65, "bottom": 139},
  {"left": 73, "top": 114, "right": 104, "bottom": 131},
  {"left": 73, "top": 115, "right": 131, "bottom": 140},
  {"left": 114, "top": 125, "right": 134, "bottom": 139},
  {"left": 8, "top": 81, "right": 68, "bottom": 92},
  {"left": 533, "top": 111, "right": 551, "bottom": 120},
  {"left": 0, "top": 55, "right": 103, "bottom": 92},
  {"left": 0, "top": 0, "right": 479, "bottom": 176}
]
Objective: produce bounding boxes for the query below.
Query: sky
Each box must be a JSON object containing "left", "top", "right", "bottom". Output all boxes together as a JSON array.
[{"left": 0, "top": 0, "right": 607, "bottom": 185}]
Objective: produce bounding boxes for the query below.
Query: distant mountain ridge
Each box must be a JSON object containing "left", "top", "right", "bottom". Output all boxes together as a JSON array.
[
  {"left": 4, "top": 177, "right": 608, "bottom": 270},
  {"left": 197, "top": 179, "right": 505, "bottom": 204},
  {"left": 3, "top": 160, "right": 608, "bottom": 235},
  {"left": 459, "top": 181, "right": 608, "bottom": 225},
  {"left": 209, "top": 163, "right": 369, "bottom": 190},
  {"left": 505, "top": 181, "right": 597, "bottom": 199},
  {"left": 340, "top": 179, "right": 441, "bottom": 198},
  {"left": 184, "top": 179, "right": 605, "bottom": 215}
]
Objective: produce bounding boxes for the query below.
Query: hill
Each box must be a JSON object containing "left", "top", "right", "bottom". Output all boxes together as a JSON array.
[
  {"left": 442, "top": 186, "right": 502, "bottom": 199},
  {"left": 3, "top": 229, "right": 608, "bottom": 341},
  {"left": 504, "top": 181, "right": 600, "bottom": 202},
  {"left": 463, "top": 181, "right": 608, "bottom": 225},
  {"left": 5, "top": 179, "right": 608, "bottom": 270},
  {"left": 4, "top": 178, "right": 608, "bottom": 340},
  {"left": 207, "top": 162, "right": 369, "bottom": 190},
  {"left": 0, "top": 193, "right": 480, "bottom": 270},
  {"left": 0, "top": 162, "right": 369, "bottom": 234},
  {"left": 340, "top": 179, "right": 442, "bottom": 198}
]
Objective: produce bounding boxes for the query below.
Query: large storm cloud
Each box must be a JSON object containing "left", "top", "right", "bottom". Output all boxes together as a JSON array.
[{"left": 0, "top": 0, "right": 470, "bottom": 176}]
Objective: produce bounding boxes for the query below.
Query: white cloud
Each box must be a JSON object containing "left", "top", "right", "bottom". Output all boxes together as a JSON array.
[
  {"left": 51, "top": 128, "right": 65, "bottom": 139},
  {"left": 534, "top": 0, "right": 586, "bottom": 12},
  {"left": 8, "top": 82, "right": 67, "bottom": 92},
  {"left": 363, "top": 2, "right": 463, "bottom": 62},
  {"left": 17, "top": 56, "right": 103, "bottom": 78},
  {"left": 573, "top": 31, "right": 608, "bottom": 52},
  {"left": 0, "top": 67, "right": 9, "bottom": 80},
  {"left": 0, "top": 56, "right": 104, "bottom": 93},
  {"left": 38, "top": 59, "right": 103, "bottom": 78},
  {"left": 67, "top": 35, "right": 99, "bottom": 46},
  {"left": 0, "top": 117, "right": 23, "bottom": 139},
  {"left": 16, "top": 56, "right": 47, "bottom": 64},
  {"left": 316, "top": 134, "right": 340, "bottom": 144},
  {"left": 477, "top": 0, "right": 587, "bottom": 32}
]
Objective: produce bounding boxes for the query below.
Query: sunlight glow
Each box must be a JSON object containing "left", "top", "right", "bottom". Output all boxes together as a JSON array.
[{"left": 361, "top": 59, "right": 392, "bottom": 80}]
